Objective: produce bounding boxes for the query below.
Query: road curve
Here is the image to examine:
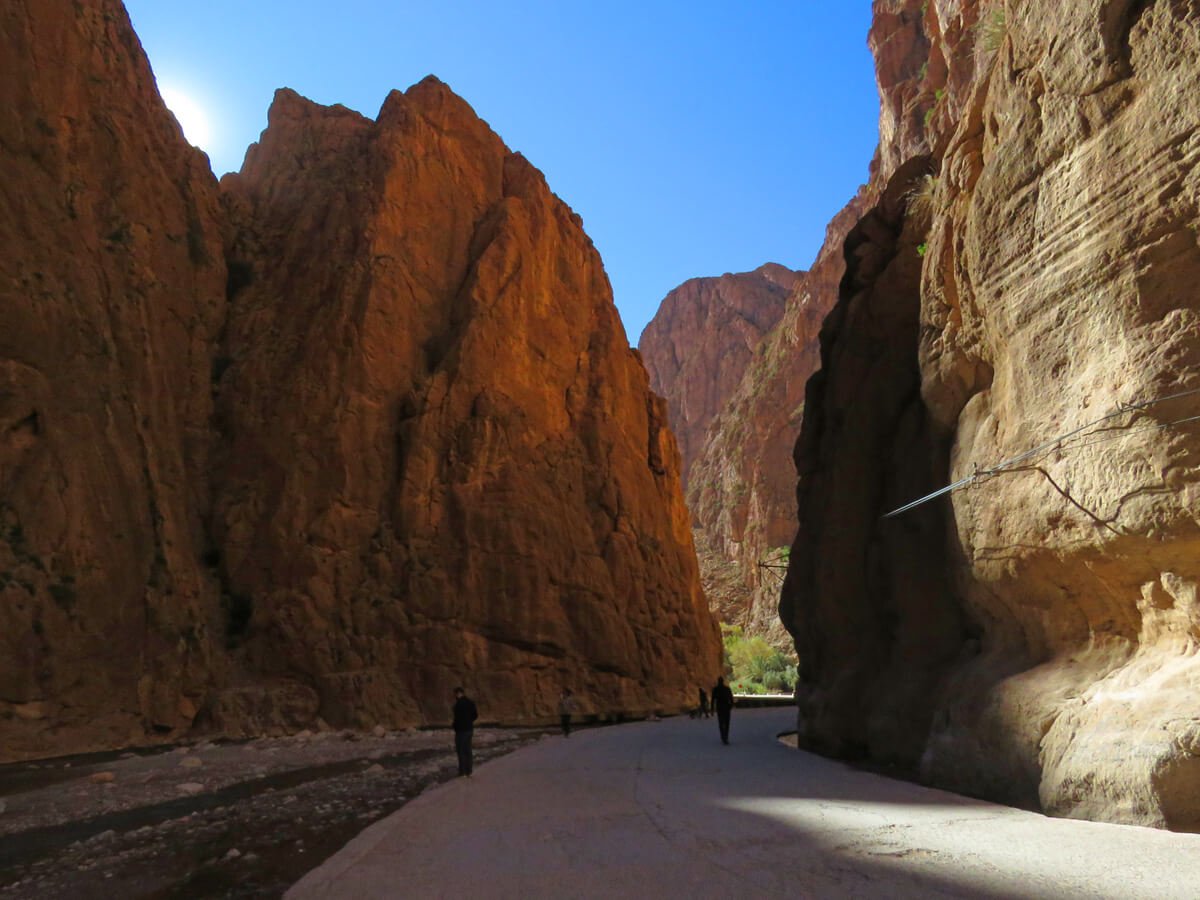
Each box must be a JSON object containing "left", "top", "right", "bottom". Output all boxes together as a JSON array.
[{"left": 288, "top": 709, "right": 1200, "bottom": 899}]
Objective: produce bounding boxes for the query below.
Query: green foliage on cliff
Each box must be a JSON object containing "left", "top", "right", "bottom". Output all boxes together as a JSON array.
[{"left": 979, "top": 7, "right": 1008, "bottom": 54}]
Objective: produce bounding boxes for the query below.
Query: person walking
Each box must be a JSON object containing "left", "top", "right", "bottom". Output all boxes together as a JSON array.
[
  {"left": 558, "top": 688, "right": 577, "bottom": 737},
  {"left": 712, "top": 677, "right": 734, "bottom": 745},
  {"left": 698, "top": 687, "right": 710, "bottom": 719},
  {"left": 452, "top": 686, "right": 478, "bottom": 776}
]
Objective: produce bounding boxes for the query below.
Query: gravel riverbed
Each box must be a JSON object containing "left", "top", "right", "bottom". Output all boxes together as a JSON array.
[{"left": 0, "top": 726, "right": 547, "bottom": 898}]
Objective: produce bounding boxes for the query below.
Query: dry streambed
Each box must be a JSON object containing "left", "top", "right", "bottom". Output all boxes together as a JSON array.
[{"left": 0, "top": 726, "right": 546, "bottom": 898}]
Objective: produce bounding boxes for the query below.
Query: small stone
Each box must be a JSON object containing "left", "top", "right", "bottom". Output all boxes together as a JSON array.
[
  {"left": 295, "top": 729, "right": 313, "bottom": 740},
  {"left": 119, "top": 752, "right": 136, "bottom": 760},
  {"left": 90, "top": 771, "right": 116, "bottom": 784},
  {"left": 372, "top": 725, "right": 387, "bottom": 738},
  {"left": 224, "top": 848, "right": 241, "bottom": 860},
  {"left": 242, "top": 852, "right": 260, "bottom": 863},
  {"left": 177, "top": 782, "right": 204, "bottom": 796},
  {"left": 365, "top": 764, "right": 385, "bottom": 774},
  {"left": 93, "top": 830, "right": 116, "bottom": 843},
  {"left": 179, "top": 756, "right": 203, "bottom": 769}
]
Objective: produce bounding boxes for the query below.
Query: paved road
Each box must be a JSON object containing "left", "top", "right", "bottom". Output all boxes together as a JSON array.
[{"left": 289, "top": 709, "right": 1200, "bottom": 899}]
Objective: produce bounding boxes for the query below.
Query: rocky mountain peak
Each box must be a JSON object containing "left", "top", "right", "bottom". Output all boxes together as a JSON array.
[{"left": 0, "top": 0, "right": 720, "bottom": 760}]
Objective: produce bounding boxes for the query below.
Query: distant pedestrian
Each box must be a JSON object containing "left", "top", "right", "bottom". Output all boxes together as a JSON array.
[
  {"left": 712, "top": 677, "right": 734, "bottom": 745},
  {"left": 698, "top": 687, "right": 710, "bottom": 718},
  {"left": 558, "top": 688, "right": 577, "bottom": 737},
  {"left": 452, "top": 687, "right": 478, "bottom": 776}
]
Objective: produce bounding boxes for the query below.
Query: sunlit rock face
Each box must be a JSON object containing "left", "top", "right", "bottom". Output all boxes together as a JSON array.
[
  {"left": 639, "top": 264, "right": 797, "bottom": 490},
  {"left": 639, "top": 260, "right": 841, "bottom": 648},
  {"left": 0, "top": 0, "right": 229, "bottom": 759},
  {"left": 0, "top": 0, "right": 720, "bottom": 759},
  {"left": 215, "top": 81, "right": 721, "bottom": 730},
  {"left": 785, "top": 0, "right": 1200, "bottom": 829},
  {"left": 683, "top": 199, "right": 867, "bottom": 648}
]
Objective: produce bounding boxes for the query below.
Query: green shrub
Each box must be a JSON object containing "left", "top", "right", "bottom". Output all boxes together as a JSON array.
[
  {"left": 979, "top": 7, "right": 1007, "bottom": 54},
  {"left": 722, "top": 623, "right": 799, "bottom": 694}
]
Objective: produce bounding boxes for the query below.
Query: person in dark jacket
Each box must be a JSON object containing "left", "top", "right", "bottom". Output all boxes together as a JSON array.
[
  {"left": 558, "top": 688, "right": 577, "bottom": 737},
  {"left": 712, "top": 677, "right": 734, "bottom": 744},
  {"left": 452, "top": 687, "right": 479, "bottom": 776}
]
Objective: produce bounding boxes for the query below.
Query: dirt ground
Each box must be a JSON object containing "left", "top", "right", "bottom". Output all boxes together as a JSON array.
[{"left": 0, "top": 725, "right": 548, "bottom": 898}]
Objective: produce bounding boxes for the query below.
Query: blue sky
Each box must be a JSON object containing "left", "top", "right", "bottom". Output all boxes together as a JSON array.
[{"left": 124, "top": 1, "right": 879, "bottom": 343}]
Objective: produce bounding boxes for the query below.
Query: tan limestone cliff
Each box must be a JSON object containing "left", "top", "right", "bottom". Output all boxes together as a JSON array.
[{"left": 785, "top": 0, "right": 1200, "bottom": 830}]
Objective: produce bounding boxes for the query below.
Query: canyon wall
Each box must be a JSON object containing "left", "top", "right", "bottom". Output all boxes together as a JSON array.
[
  {"left": 0, "top": 0, "right": 229, "bottom": 758},
  {"left": 639, "top": 208, "right": 863, "bottom": 647},
  {"left": 686, "top": 199, "right": 866, "bottom": 646},
  {"left": 784, "top": 0, "right": 1200, "bottom": 830},
  {"left": 639, "top": 264, "right": 797, "bottom": 489},
  {"left": 214, "top": 80, "right": 720, "bottom": 730},
  {"left": 0, "top": 0, "right": 720, "bottom": 760}
]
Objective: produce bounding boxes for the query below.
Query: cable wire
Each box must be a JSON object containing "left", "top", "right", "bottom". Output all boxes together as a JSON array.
[{"left": 882, "top": 385, "right": 1200, "bottom": 519}]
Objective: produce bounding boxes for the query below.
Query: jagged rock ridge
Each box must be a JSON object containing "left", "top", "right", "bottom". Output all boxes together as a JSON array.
[
  {"left": 215, "top": 79, "right": 720, "bottom": 729},
  {"left": 684, "top": 198, "right": 867, "bottom": 646},
  {"left": 0, "top": 0, "right": 720, "bottom": 760},
  {"left": 639, "top": 264, "right": 797, "bottom": 490},
  {"left": 784, "top": 0, "right": 1200, "bottom": 831},
  {"left": 639, "top": 202, "right": 865, "bottom": 647}
]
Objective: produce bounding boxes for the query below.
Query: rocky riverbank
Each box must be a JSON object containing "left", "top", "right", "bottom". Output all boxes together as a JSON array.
[{"left": 0, "top": 726, "right": 546, "bottom": 898}]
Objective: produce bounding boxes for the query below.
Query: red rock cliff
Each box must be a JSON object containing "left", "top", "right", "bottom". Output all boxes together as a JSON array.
[
  {"left": 639, "top": 264, "right": 797, "bottom": 489},
  {"left": 684, "top": 198, "right": 866, "bottom": 646},
  {"left": 214, "top": 80, "right": 720, "bottom": 729},
  {"left": 785, "top": 0, "right": 1200, "bottom": 830},
  {"left": 0, "top": 0, "right": 720, "bottom": 759},
  {"left": 0, "top": 0, "right": 228, "bottom": 758}
]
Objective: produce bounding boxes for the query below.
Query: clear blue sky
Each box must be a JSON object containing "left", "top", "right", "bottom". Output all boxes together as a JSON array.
[{"left": 124, "top": 1, "right": 879, "bottom": 343}]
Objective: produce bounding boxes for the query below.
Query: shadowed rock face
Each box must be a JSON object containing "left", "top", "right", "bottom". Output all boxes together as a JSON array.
[
  {"left": 0, "top": 0, "right": 720, "bottom": 759},
  {"left": 785, "top": 0, "right": 1200, "bottom": 829},
  {"left": 640, "top": 201, "right": 866, "bottom": 647},
  {"left": 686, "top": 198, "right": 867, "bottom": 647},
  {"left": 0, "top": 0, "right": 228, "bottom": 758}
]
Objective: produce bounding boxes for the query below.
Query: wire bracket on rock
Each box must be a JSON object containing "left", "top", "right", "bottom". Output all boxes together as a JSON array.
[{"left": 882, "top": 385, "right": 1200, "bottom": 520}]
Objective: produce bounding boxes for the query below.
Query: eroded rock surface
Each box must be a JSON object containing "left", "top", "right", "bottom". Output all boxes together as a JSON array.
[
  {"left": 640, "top": 203, "right": 864, "bottom": 646},
  {"left": 686, "top": 198, "right": 866, "bottom": 646},
  {"left": 639, "top": 264, "right": 797, "bottom": 489},
  {"left": 0, "top": 0, "right": 720, "bottom": 760},
  {"left": 785, "top": 0, "right": 1200, "bottom": 829},
  {"left": 0, "top": 0, "right": 228, "bottom": 758},
  {"left": 215, "top": 81, "right": 720, "bottom": 728}
]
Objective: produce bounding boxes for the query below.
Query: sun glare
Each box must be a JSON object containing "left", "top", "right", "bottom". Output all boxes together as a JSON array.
[{"left": 159, "top": 85, "right": 212, "bottom": 152}]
